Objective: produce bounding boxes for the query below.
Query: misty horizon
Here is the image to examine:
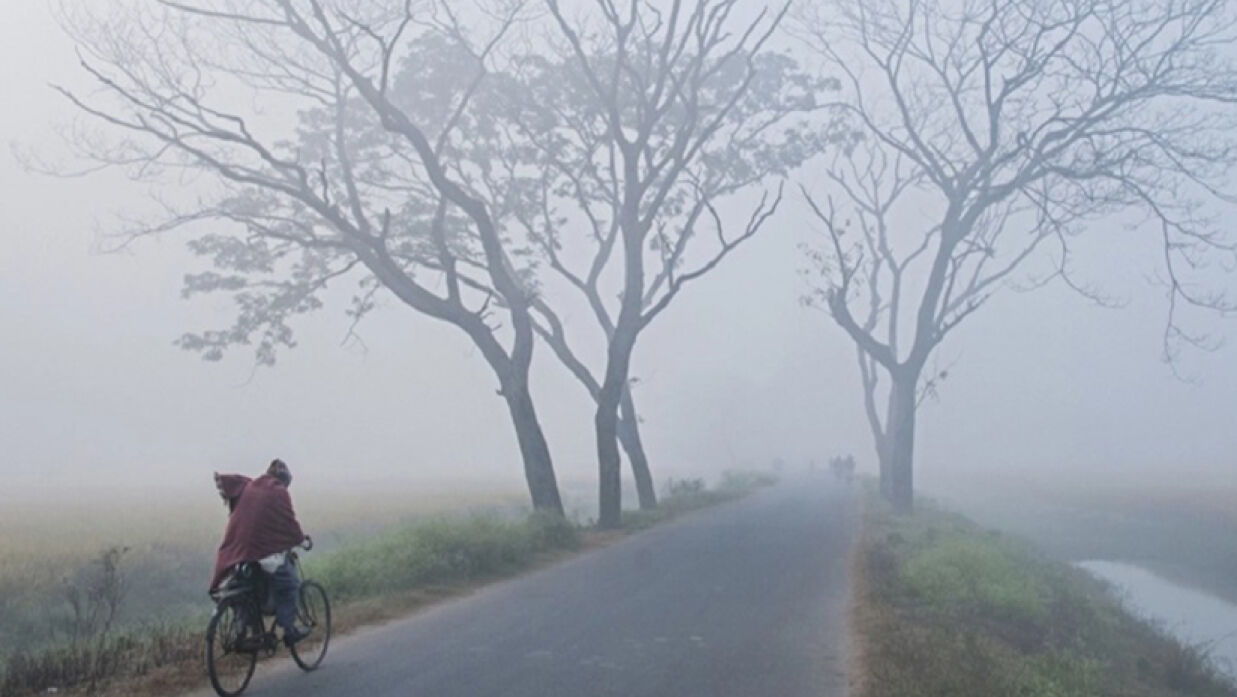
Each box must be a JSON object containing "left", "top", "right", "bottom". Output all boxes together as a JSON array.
[{"left": 2, "top": 0, "right": 1235, "bottom": 506}]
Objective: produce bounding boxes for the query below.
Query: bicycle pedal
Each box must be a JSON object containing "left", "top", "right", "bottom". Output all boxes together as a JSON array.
[{"left": 233, "top": 636, "right": 263, "bottom": 652}]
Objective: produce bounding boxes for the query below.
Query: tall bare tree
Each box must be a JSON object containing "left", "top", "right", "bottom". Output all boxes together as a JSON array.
[
  {"left": 55, "top": 1, "right": 566, "bottom": 514},
  {"left": 531, "top": 0, "right": 838, "bottom": 527},
  {"left": 796, "top": 0, "right": 1237, "bottom": 512}
]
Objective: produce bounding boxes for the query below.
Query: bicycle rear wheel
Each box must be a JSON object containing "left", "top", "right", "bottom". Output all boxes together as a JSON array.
[
  {"left": 206, "top": 600, "right": 258, "bottom": 696},
  {"left": 290, "top": 580, "right": 331, "bottom": 671}
]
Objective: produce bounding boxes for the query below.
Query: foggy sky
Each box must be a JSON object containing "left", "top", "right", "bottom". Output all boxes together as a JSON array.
[{"left": 2, "top": 2, "right": 1235, "bottom": 505}]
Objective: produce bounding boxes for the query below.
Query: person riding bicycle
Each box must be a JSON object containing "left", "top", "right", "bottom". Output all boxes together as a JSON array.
[{"left": 209, "top": 459, "right": 311, "bottom": 646}]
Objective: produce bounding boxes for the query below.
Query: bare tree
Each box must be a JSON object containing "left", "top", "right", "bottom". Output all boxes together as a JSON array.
[
  {"left": 529, "top": 0, "right": 837, "bottom": 527},
  {"left": 54, "top": 1, "right": 566, "bottom": 514},
  {"left": 796, "top": 0, "right": 1237, "bottom": 512}
]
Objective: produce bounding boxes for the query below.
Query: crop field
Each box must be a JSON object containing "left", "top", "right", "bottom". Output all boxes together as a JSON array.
[{"left": 0, "top": 482, "right": 535, "bottom": 662}]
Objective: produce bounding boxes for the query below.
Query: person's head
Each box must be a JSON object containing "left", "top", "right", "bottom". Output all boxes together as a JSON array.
[{"left": 267, "top": 459, "right": 292, "bottom": 487}]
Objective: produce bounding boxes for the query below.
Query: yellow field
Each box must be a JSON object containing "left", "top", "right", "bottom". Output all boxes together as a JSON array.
[
  {"left": 1, "top": 486, "right": 531, "bottom": 559},
  {"left": 0, "top": 481, "right": 538, "bottom": 660}
]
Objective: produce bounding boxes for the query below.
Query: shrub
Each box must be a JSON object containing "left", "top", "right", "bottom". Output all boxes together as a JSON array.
[
  {"left": 665, "top": 478, "right": 705, "bottom": 497},
  {"left": 0, "top": 622, "right": 199, "bottom": 697},
  {"left": 900, "top": 535, "right": 1048, "bottom": 625},
  {"left": 526, "top": 510, "right": 580, "bottom": 551},
  {"left": 304, "top": 513, "right": 579, "bottom": 602}
]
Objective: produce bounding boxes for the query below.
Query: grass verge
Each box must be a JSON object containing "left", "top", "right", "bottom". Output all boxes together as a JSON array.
[
  {"left": 851, "top": 484, "right": 1237, "bottom": 697},
  {"left": 1, "top": 473, "right": 773, "bottom": 697},
  {"left": 620, "top": 470, "right": 779, "bottom": 531}
]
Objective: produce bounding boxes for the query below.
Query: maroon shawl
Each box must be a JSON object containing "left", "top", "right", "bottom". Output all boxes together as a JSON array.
[{"left": 209, "top": 474, "right": 305, "bottom": 591}]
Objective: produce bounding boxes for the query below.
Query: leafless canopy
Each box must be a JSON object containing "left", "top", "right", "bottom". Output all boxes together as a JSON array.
[
  {"left": 797, "top": 0, "right": 1237, "bottom": 383},
  {"left": 55, "top": 0, "right": 543, "bottom": 367},
  {"left": 512, "top": 0, "right": 837, "bottom": 350}
]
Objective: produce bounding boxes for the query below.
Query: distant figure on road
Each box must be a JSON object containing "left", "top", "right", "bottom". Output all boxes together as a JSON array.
[
  {"left": 829, "top": 455, "right": 855, "bottom": 483},
  {"left": 210, "top": 459, "right": 310, "bottom": 645}
]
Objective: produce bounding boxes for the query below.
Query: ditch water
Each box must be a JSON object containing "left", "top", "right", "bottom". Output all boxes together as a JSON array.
[{"left": 1077, "top": 560, "right": 1237, "bottom": 680}]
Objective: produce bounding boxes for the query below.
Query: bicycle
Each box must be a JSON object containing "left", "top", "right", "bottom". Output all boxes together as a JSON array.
[{"left": 205, "top": 538, "right": 331, "bottom": 696}]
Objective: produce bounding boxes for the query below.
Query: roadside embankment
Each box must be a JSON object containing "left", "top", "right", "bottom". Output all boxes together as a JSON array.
[{"left": 850, "top": 486, "right": 1237, "bottom": 697}]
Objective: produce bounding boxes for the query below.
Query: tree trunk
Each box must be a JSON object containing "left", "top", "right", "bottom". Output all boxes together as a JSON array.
[
  {"left": 595, "top": 396, "right": 623, "bottom": 528},
  {"left": 619, "top": 387, "right": 657, "bottom": 510},
  {"left": 529, "top": 306, "right": 658, "bottom": 511},
  {"left": 596, "top": 327, "right": 637, "bottom": 529},
  {"left": 885, "top": 372, "right": 917, "bottom": 513},
  {"left": 857, "top": 350, "right": 894, "bottom": 500},
  {"left": 500, "top": 371, "right": 564, "bottom": 515},
  {"left": 878, "top": 393, "right": 896, "bottom": 500},
  {"left": 876, "top": 435, "right": 892, "bottom": 500}
]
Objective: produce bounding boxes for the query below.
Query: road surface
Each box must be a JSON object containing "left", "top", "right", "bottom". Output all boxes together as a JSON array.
[{"left": 194, "top": 475, "right": 856, "bottom": 697}]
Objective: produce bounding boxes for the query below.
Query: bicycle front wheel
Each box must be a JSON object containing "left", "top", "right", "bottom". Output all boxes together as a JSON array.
[
  {"left": 205, "top": 600, "right": 258, "bottom": 697},
  {"left": 290, "top": 580, "right": 331, "bottom": 671}
]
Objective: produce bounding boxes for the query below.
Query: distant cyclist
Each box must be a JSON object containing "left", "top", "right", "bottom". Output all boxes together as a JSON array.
[{"left": 209, "top": 459, "right": 311, "bottom": 646}]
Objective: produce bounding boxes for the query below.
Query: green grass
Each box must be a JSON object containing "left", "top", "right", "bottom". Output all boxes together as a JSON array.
[
  {"left": 0, "top": 623, "right": 201, "bottom": 697},
  {"left": 855, "top": 486, "right": 1237, "bottom": 697},
  {"left": 936, "top": 477, "right": 1237, "bottom": 607},
  {"left": 305, "top": 511, "right": 579, "bottom": 602},
  {"left": 900, "top": 534, "right": 1050, "bottom": 625}
]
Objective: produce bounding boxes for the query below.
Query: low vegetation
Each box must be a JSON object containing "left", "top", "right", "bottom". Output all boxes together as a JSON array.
[
  {"left": 853, "top": 487, "right": 1237, "bottom": 697},
  {"left": 0, "top": 486, "right": 531, "bottom": 662},
  {"left": 940, "top": 478, "right": 1237, "bottom": 607},
  {"left": 304, "top": 512, "right": 579, "bottom": 603},
  {"left": 620, "top": 471, "right": 779, "bottom": 531},
  {"left": 0, "top": 473, "right": 771, "bottom": 696}
]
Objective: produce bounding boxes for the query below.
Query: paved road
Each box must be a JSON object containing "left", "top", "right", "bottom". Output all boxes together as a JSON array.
[{"left": 197, "top": 475, "right": 856, "bottom": 697}]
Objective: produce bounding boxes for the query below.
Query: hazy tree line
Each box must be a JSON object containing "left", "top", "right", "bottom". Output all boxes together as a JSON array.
[{"left": 53, "top": 0, "right": 1237, "bottom": 520}]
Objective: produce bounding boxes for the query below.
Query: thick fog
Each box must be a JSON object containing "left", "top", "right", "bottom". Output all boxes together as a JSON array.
[{"left": 2, "top": 1, "right": 1235, "bottom": 508}]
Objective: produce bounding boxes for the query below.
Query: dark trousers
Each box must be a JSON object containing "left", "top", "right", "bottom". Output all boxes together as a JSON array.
[{"left": 269, "top": 557, "right": 301, "bottom": 633}]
